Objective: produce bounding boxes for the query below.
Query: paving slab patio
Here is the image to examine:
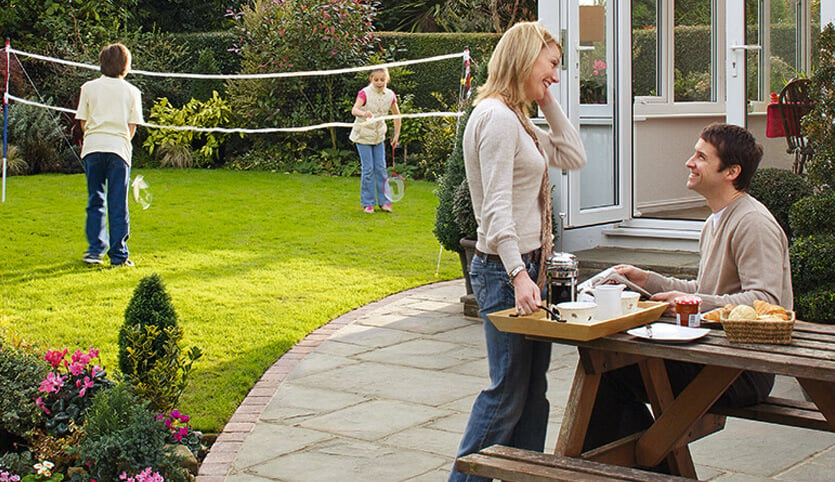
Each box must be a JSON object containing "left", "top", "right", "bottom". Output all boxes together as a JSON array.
[{"left": 197, "top": 279, "right": 835, "bottom": 482}]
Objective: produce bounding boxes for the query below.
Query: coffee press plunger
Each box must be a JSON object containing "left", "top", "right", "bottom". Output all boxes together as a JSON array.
[{"left": 544, "top": 213, "right": 578, "bottom": 320}]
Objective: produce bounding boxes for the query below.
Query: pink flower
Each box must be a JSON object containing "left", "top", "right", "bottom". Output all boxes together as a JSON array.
[
  {"left": 174, "top": 427, "right": 189, "bottom": 441},
  {"left": 592, "top": 60, "right": 607, "bottom": 76},
  {"left": 77, "top": 376, "right": 94, "bottom": 397},
  {"left": 44, "top": 349, "right": 68, "bottom": 368},
  {"left": 35, "top": 396, "right": 50, "bottom": 414},
  {"left": 68, "top": 362, "right": 86, "bottom": 376},
  {"left": 71, "top": 349, "right": 92, "bottom": 367},
  {"left": 38, "top": 372, "right": 65, "bottom": 394}
]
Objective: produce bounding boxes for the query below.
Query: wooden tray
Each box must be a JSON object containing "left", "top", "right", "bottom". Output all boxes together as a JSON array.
[{"left": 488, "top": 301, "right": 669, "bottom": 341}]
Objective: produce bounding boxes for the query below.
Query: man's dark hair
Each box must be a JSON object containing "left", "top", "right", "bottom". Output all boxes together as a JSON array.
[
  {"left": 700, "top": 123, "right": 763, "bottom": 191},
  {"left": 99, "top": 43, "right": 130, "bottom": 78}
]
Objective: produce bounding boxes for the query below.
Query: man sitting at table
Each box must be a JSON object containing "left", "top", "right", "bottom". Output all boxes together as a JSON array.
[{"left": 583, "top": 123, "right": 794, "bottom": 461}]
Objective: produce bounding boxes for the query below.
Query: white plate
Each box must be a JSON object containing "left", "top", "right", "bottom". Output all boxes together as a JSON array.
[{"left": 627, "top": 323, "right": 710, "bottom": 343}]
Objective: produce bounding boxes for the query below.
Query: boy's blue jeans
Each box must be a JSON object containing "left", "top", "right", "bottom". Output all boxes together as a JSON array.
[
  {"left": 83, "top": 152, "right": 130, "bottom": 264},
  {"left": 449, "top": 251, "right": 551, "bottom": 482},
  {"left": 356, "top": 142, "right": 387, "bottom": 207}
]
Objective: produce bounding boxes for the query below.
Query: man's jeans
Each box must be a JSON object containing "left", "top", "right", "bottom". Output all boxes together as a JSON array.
[
  {"left": 83, "top": 152, "right": 130, "bottom": 264},
  {"left": 449, "top": 251, "right": 551, "bottom": 482},
  {"left": 356, "top": 142, "right": 387, "bottom": 207}
]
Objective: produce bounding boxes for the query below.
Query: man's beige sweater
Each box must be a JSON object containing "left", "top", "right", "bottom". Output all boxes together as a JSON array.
[{"left": 645, "top": 193, "right": 793, "bottom": 310}]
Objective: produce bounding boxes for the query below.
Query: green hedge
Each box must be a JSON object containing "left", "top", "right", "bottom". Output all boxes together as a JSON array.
[
  {"left": 794, "top": 284, "right": 835, "bottom": 324},
  {"left": 378, "top": 32, "right": 500, "bottom": 109},
  {"left": 790, "top": 234, "right": 835, "bottom": 294},
  {"left": 790, "top": 191, "right": 835, "bottom": 238},
  {"left": 748, "top": 168, "right": 812, "bottom": 240}
]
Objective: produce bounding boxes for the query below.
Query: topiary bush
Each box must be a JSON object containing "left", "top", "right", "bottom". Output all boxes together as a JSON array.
[
  {"left": 789, "top": 190, "right": 835, "bottom": 238},
  {"left": 790, "top": 234, "right": 835, "bottom": 298},
  {"left": 119, "top": 274, "right": 179, "bottom": 378},
  {"left": 794, "top": 284, "right": 835, "bottom": 324},
  {"left": 748, "top": 168, "right": 812, "bottom": 240},
  {"left": 77, "top": 384, "right": 190, "bottom": 482},
  {"left": 453, "top": 179, "right": 478, "bottom": 241},
  {"left": 118, "top": 274, "right": 202, "bottom": 413}
]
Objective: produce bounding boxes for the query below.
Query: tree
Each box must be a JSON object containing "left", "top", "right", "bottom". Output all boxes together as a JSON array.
[
  {"left": 227, "top": 0, "right": 378, "bottom": 150},
  {"left": 376, "top": 0, "right": 536, "bottom": 33}
]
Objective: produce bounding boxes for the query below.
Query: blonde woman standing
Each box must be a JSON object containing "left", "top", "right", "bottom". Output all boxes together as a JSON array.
[{"left": 450, "top": 22, "right": 587, "bottom": 481}]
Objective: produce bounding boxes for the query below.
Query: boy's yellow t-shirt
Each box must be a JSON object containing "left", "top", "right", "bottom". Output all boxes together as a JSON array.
[{"left": 75, "top": 75, "right": 143, "bottom": 165}]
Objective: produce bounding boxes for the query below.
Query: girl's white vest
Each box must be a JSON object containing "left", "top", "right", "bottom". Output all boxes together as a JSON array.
[{"left": 349, "top": 85, "right": 395, "bottom": 145}]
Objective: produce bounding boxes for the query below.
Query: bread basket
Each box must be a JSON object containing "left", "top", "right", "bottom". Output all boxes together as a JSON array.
[{"left": 720, "top": 311, "right": 796, "bottom": 344}]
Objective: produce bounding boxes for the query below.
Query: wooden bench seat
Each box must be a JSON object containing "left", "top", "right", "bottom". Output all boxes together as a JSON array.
[
  {"left": 709, "top": 396, "right": 833, "bottom": 433},
  {"left": 454, "top": 445, "right": 693, "bottom": 482}
]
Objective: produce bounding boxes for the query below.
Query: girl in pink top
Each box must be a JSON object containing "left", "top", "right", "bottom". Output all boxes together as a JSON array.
[{"left": 349, "top": 68, "right": 401, "bottom": 214}]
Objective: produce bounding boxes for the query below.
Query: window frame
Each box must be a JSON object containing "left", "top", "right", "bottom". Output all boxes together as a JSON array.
[{"left": 633, "top": 0, "right": 728, "bottom": 117}]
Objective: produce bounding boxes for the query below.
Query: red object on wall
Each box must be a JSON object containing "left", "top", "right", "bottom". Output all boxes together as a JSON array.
[{"left": 766, "top": 104, "right": 786, "bottom": 138}]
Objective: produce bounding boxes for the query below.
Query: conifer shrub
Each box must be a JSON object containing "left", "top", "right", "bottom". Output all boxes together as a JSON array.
[
  {"left": 119, "top": 274, "right": 179, "bottom": 378},
  {"left": 118, "top": 274, "right": 202, "bottom": 413}
]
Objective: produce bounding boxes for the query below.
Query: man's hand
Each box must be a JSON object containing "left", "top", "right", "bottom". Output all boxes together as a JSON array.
[
  {"left": 614, "top": 264, "right": 649, "bottom": 288},
  {"left": 650, "top": 290, "right": 687, "bottom": 316},
  {"left": 513, "top": 270, "right": 541, "bottom": 316}
]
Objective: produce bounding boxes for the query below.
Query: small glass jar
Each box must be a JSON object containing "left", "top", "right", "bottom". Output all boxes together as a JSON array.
[{"left": 674, "top": 295, "right": 702, "bottom": 328}]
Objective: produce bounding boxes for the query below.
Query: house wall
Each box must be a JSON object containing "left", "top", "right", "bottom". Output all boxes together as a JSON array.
[{"left": 633, "top": 113, "right": 795, "bottom": 214}]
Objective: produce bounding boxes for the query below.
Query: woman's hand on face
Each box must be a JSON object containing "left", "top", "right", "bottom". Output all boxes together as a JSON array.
[
  {"left": 536, "top": 88, "right": 556, "bottom": 108},
  {"left": 512, "top": 270, "right": 541, "bottom": 316}
]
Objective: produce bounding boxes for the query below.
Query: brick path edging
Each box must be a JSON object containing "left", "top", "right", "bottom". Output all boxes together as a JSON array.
[{"left": 195, "top": 280, "right": 462, "bottom": 481}]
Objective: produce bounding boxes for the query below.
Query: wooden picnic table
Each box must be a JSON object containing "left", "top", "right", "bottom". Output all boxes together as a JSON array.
[{"left": 527, "top": 319, "right": 835, "bottom": 478}]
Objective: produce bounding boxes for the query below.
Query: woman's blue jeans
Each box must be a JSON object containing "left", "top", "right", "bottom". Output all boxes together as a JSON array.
[
  {"left": 356, "top": 142, "right": 387, "bottom": 207},
  {"left": 449, "top": 251, "right": 551, "bottom": 482},
  {"left": 83, "top": 152, "right": 130, "bottom": 264}
]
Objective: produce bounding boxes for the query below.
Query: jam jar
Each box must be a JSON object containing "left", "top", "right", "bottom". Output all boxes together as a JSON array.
[{"left": 674, "top": 295, "right": 702, "bottom": 328}]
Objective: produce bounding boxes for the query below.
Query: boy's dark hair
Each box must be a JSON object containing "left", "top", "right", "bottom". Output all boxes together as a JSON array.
[
  {"left": 99, "top": 43, "right": 130, "bottom": 78},
  {"left": 700, "top": 123, "right": 763, "bottom": 191}
]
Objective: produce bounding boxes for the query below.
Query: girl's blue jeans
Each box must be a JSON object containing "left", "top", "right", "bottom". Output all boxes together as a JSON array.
[
  {"left": 356, "top": 142, "right": 387, "bottom": 207},
  {"left": 83, "top": 152, "right": 130, "bottom": 264},
  {"left": 449, "top": 251, "right": 551, "bottom": 482}
]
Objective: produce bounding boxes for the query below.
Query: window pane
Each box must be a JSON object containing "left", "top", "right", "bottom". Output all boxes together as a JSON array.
[
  {"left": 632, "top": 0, "right": 658, "bottom": 96},
  {"left": 674, "top": 0, "right": 713, "bottom": 102},
  {"left": 747, "top": 0, "right": 762, "bottom": 103},
  {"left": 770, "top": 0, "right": 799, "bottom": 94},
  {"left": 580, "top": 1, "right": 609, "bottom": 104}
]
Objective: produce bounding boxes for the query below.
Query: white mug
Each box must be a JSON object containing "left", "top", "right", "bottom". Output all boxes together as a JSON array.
[
  {"left": 593, "top": 283, "right": 625, "bottom": 320},
  {"left": 621, "top": 291, "right": 641, "bottom": 314}
]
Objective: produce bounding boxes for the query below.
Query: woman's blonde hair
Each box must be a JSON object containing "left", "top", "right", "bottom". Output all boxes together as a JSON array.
[{"left": 475, "top": 21, "right": 561, "bottom": 114}]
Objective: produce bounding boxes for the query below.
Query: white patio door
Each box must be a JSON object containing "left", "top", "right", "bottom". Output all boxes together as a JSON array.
[{"left": 540, "top": 0, "right": 632, "bottom": 229}]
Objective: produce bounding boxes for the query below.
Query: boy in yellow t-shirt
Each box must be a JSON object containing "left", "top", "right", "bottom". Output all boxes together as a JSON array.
[{"left": 75, "top": 43, "right": 143, "bottom": 267}]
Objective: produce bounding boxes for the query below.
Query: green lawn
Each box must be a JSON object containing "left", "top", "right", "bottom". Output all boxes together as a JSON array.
[{"left": 0, "top": 169, "right": 462, "bottom": 433}]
